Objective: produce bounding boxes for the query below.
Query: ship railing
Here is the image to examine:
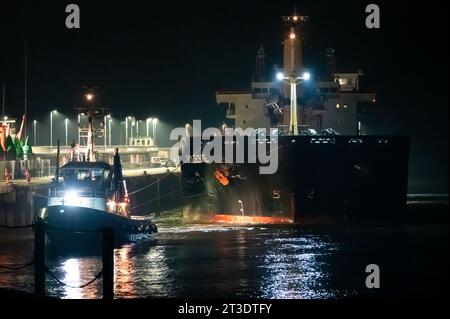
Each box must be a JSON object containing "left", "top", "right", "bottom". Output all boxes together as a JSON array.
[{"left": 48, "top": 189, "right": 107, "bottom": 198}]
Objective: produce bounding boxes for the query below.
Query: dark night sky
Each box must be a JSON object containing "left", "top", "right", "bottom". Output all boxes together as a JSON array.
[{"left": 0, "top": 1, "right": 448, "bottom": 191}]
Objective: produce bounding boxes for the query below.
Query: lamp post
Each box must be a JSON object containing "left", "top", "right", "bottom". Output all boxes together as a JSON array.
[
  {"left": 152, "top": 118, "right": 158, "bottom": 146},
  {"left": 104, "top": 114, "right": 111, "bottom": 149},
  {"left": 131, "top": 120, "right": 135, "bottom": 140},
  {"left": 146, "top": 118, "right": 152, "bottom": 137},
  {"left": 50, "top": 110, "right": 57, "bottom": 148},
  {"left": 276, "top": 71, "right": 311, "bottom": 135},
  {"left": 108, "top": 119, "right": 112, "bottom": 146},
  {"left": 65, "top": 118, "right": 69, "bottom": 147},
  {"left": 125, "top": 116, "right": 131, "bottom": 147},
  {"left": 77, "top": 113, "right": 83, "bottom": 145},
  {"left": 120, "top": 121, "right": 124, "bottom": 146},
  {"left": 33, "top": 120, "right": 37, "bottom": 146}
]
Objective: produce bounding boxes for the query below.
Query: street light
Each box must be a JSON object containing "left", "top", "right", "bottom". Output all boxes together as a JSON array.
[
  {"left": 50, "top": 110, "right": 57, "bottom": 148},
  {"left": 152, "top": 118, "right": 158, "bottom": 145},
  {"left": 77, "top": 113, "right": 85, "bottom": 145},
  {"left": 131, "top": 119, "right": 135, "bottom": 140},
  {"left": 125, "top": 116, "right": 133, "bottom": 147},
  {"left": 65, "top": 118, "right": 69, "bottom": 147},
  {"left": 33, "top": 120, "right": 37, "bottom": 146},
  {"left": 104, "top": 114, "right": 111, "bottom": 149},
  {"left": 276, "top": 71, "right": 311, "bottom": 135},
  {"left": 108, "top": 118, "right": 112, "bottom": 146},
  {"left": 146, "top": 118, "right": 152, "bottom": 137},
  {"left": 120, "top": 121, "right": 125, "bottom": 145},
  {"left": 136, "top": 120, "right": 142, "bottom": 138}
]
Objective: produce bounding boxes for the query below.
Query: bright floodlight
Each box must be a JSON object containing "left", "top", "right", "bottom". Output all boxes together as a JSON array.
[
  {"left": 276, "top": 72, "right": 284, "bottom": 81},
  {"left": 289, "top": 33, "right": 296, "bottom": 39},
  {"left": 64, "top": 190, "right": 79, "bottom": 206},
  {"left": 86, "top": 93, "right": 94, "bottom": 101},
  {"left": 302, "top": 72, "right": 311, "bottom": 81}
]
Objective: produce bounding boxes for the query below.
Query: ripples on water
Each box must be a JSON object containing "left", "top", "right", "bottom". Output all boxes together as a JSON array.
[{"left": 0, "top": 223, "right": 448, "bottom": 299}]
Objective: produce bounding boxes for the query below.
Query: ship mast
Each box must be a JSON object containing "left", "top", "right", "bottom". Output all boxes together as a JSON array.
[
  {"left": 76, "top": 87, "right": 107, "bottom": 162},
  {"left": 281, "top": 7, "right": 309, "bottom": 135}
]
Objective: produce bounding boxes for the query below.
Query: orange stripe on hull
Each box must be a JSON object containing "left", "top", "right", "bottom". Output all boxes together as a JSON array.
[{"left": 214, "top": 214, "right": 293, "bottom": 224}]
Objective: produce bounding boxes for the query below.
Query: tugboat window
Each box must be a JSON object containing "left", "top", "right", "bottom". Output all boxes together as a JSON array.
[
  {"left": 103, "top": 169, "right": 111, "bottom": 183},
  {"left": 64, "top": 169, "right": 76, "bottom": 182},
  {"left": 92, "top": 169, "right": 103, "bottom": 180},
  {"left": 77, "top": 169, "right": 91, "bottom": 181}
]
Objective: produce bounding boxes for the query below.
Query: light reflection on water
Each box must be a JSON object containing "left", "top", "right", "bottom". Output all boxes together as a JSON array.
[
  {"left": 259, "top": 236, "right": 351, "bottom": 299},
  {"left": 1, "top": 224, "right": 446, "bottom": 299},
  {"left": 61, "top": 259, "right": 82, "bottom": 299},
  {"left": 0, "top": 226, "right": 355, "bottom": 299}
]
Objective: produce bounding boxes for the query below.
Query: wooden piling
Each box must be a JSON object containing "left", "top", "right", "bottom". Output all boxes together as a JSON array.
[
  {"left": 34, "top": 217, "right": 45, "bottom": 297},
  {"left": 156, "top": 178, "right": 160, "bottom": 208},
  {"left": 102, "top": 227, "right": 114, "bottom": 299}
]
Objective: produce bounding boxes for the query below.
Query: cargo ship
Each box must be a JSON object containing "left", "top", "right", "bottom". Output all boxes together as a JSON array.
[{"left": 180, "top": 10, "right": 410, "bottom": 224}]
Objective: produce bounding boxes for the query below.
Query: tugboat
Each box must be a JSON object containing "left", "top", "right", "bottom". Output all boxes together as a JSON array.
[{"left": 38, "top": 90, "right": 157, "bottom": 246}]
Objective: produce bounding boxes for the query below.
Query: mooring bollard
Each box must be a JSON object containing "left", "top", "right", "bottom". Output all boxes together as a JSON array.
[
  {"left": 102, "top": 227, "right": 114, "bottom": 299},
  {"left": 34, "top": 217, "right": 45, "bottom": 297}
]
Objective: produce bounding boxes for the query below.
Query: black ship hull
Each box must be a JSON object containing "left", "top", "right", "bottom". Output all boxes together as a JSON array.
[
  {"left": 39, "top": 205, "right": 157, "bottom": 248},
  {"left": 181, "top": 135, "right": 410, "bottom": 223}
]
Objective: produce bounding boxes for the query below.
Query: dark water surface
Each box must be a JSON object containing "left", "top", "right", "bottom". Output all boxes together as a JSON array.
[{"left": 0, "top": 222, "right": 448, "bottom": 299}]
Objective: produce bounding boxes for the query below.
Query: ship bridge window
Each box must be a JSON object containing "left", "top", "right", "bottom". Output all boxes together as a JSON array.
[{"left": 253, "top": 87, "right": 269, "bottom": 94}]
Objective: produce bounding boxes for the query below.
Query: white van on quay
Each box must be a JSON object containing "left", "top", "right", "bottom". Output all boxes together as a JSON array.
[{"left": 150, "top": 157, "right": 161, "bottom": 168}]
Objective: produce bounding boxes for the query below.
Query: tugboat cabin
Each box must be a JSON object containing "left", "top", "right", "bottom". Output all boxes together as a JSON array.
[{"left": 48, "top": 161, "right": 130, "bottom": 217}]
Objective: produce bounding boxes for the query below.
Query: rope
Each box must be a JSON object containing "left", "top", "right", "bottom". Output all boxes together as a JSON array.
[
  {"left": 33, "top": 192, "right": 48, "bottom": 199},
  {"left": 127, "top": 143, "right": 205, "bottom": 196},
  {"left": 0, "top": 260, "right": 35, "bottom": 271},
  {"left": 0, "top": 223, "right": 35, "bottom": 229},
  {"left": 45, "top": 265, "right": 104, "bottom": 289},
  {"left": 130, "top": 188, "right": 181, "bottom": 210},
  {"left": 128, "top": 165, "right": 181, "bottom": 195}
]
